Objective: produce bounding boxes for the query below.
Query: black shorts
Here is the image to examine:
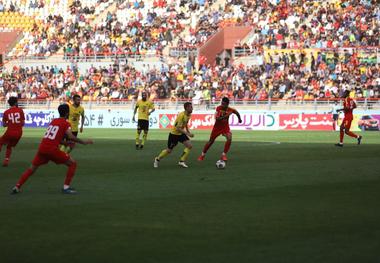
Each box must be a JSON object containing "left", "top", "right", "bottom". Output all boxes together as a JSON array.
[
  {"left": 333, "top": 114, "right": 339, "bottom": 121},
  {"left": 72, "top": 131, "right": 78, "bottom": 137},
  {"left": 137, "top": 119, "right": 149, "bottom": 131},
  {"left": 167, "top": 133, "right": 189, "bottom": 150}
]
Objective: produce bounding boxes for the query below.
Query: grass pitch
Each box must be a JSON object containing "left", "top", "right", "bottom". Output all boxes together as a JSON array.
[{"left": 0, "top": 129, "right": 379, "bottom": 263}]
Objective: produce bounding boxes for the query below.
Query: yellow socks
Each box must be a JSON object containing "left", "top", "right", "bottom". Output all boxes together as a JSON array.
[
  {"left": 142, "top": 132, "right": 148, "bottom": 146},
  {"left": 180, "top": 148, "right": 191, "bottom": 162},
  {"left": 158, "top": 149, "right": 170, "bottom": 160}
]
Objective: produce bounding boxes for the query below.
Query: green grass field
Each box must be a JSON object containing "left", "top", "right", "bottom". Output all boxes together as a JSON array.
[{"left": 1, "top": 129, "right": 380, "bottom": 263}]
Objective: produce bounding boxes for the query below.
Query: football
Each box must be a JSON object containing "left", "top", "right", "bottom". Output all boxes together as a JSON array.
[{"left": 216, "top": 160, "right": 226, "bottom": 169}]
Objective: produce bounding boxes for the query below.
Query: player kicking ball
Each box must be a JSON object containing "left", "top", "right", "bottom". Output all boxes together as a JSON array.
[
  {"left": 154, "top": 102, "right": 194, "bottom": 168},
  {"left": 198, "top": 97, "right": 242, "bottom": 162},
  {"left": 11, "top": 104, "right": 93, "bottom": 195},
  {"left": 335, "top": 90, "right": 362, "bottom": 147},
  {"left": 0, "top": 97, "right": 25, "bottom": 167}
]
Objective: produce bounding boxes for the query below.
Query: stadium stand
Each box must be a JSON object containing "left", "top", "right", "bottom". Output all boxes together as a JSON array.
[{"left": 0, "top": 0, "right": 379, "bottom": 105}]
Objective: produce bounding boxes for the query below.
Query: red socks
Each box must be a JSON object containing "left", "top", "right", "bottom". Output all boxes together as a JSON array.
[
  {"left": 224, "top": 140, "right": 232, "bottom": 154},
  {"left": 5, "top": 146, "right": 12, "bottom": 160},
  {"left": 339, "top": 130, "right": 344, "bottom": 143},
  {"left": 203, "top": 140, "right": 232, "bottom": 154},
  {"left": 15, "top": 162, "right": 78, "bottom": 190},
  {"left": 16, "top": 168, "right": 34, "bottom": 188},
  {"left": 346, "top": 131, "right": 358, "bottom": 138},
  {"left": 340, "top": 129, "right": 359, "bottom": 143},
  {"left": 64, "top": 161, "right": 77, "bottom": 186},
  {"left": 202, "top": 141, "right": 214, "bottom": 154}
]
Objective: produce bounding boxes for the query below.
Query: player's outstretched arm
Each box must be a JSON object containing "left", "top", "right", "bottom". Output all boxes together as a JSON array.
[
  {"left": 65, "top": 129, "right": 93, "bottom": 145},
  {"left": 234, "top": 110, "right": 243, "bottom": 123}
]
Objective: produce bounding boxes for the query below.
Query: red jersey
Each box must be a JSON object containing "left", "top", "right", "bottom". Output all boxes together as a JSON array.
[
  {"left": 343, "top": 97, "right": 356, "bottom": 119},
  {"left": 2, "top": 107, "right": 25, "bottom": 134},
  {"left": 213, "top": 106, "right": 236, "bottom": 130},
  {"left": 39, "top": 118, "right": 70, "bottom": 151}
]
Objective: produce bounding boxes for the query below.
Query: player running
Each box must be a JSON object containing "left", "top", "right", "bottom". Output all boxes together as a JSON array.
[
  {"left": 154, "top": 102, "right": 194, "bottom": 168},
  {"left": 132, "top": 92, "right": 155, "bottom": 149},
  {"left": 335, "top": 90, "right": 362, "bottom": 147},
  {"left": 0, "top": 97, "right": 25, "bottom": 167},
  {"left": 11, "top": 104, "right": 93, "bottom": 194},
  {"left": 198, "top": 97, "right": 242, "bottom": 162},
  {"left": 60, "top": 94, "right": 85, "bottom": 153}
]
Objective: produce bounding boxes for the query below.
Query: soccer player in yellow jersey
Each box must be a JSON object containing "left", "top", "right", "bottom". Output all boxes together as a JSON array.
[
  {"left": 132, "top": 92, "right": 155, "bottom": 149},
  {"left": 60, "top": 95, "right": 85, "bottom": 153},
  {"left": 69, "top": 95, "right": 85, "bottom": 136},
  {"left": 154, "top": 102, "right": 194, "bottom": 168}
]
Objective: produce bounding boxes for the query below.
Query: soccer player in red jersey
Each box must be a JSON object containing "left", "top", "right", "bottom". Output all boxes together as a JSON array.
[
  {"left": 335, "top": 90, "right": 362, "bottom": 147},
  {"left": 198, "top": 97, "right": 242, "bottom": 161},
  {"left": 11, "top": 104, "right": 93, "bottom": 194},
  {"left": 0, "top": 97, "right": 25, "bottom": 167}
]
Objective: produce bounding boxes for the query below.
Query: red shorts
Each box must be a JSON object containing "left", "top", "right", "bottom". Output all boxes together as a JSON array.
[
  {"left": 32, "top": 148, "right": 70, "bottom": 166},
  {"left": 0, "top": 132, "right": 22, "bottom": 147},
  {"left": 210, "top": 127, "right": 231, "bottom": 140},
  {"left": 341, "top": 118, "right": 353, "bottom": 131}
]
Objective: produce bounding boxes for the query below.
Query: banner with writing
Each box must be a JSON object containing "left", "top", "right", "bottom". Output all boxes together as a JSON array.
[
  {"left": 279, "top": 114, "right": 334, "bottom": 130},
  {"left": 0, "top": 110, "right": 55, "bottom": 128},
  {"left": 158, "top": 111, "right": 279, "bottom": 130},
  {"left": 81, "top": 110, "right": 159, "bottom": 129},
  {"left": 0, "top": 110, "right": 159, "bottom": 129},
  {"left": 279, "top": 113, "right": 379, "bottom": 131},
  {"left": 1, "top": 110, "right": 379, "bottom": 131}
]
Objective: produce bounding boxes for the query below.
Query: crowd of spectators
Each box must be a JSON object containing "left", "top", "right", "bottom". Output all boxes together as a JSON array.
[
  {"left": 1, "top": 0, "right": 379, "bottom": 104},
  {"left": 1, "top": 48, "right": 379, "bottom": 103},
  {"left": 3, "top": 0, "right": 215, "bottom": 58},
  {"left": 4, "top": 0, "right": 379, "bottom": 60},
  {"left": 63, "top": 0, "right": 216, "bottom": 59},
  {"left": 3, "top": 0, "right": 112, "bottom": 58},
  {"left": 2, "top": 0, "right": 379, "bottom": 58},
  {"left": 176, "top": 0, "right": 380, "bottom": 52},
  {"left": 0, "top": 1, "right": 19, "bottom": 12}
]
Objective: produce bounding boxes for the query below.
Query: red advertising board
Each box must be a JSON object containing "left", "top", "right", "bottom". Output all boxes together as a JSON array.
[{"left": 279, "top": 114, "right": 333, "bottom": 130}]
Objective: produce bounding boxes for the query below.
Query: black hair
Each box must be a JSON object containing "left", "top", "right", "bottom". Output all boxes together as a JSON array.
[
  {"left": 184, "top": 102, "right": 192, "bottom": 110},
  {"left": 58, "top": 104, "right": 70, "bottom": 117},
  {"left": 222, "top": 97, "right": 230, "bottom": 104},
  {"left": 8, "top": 97, "right": 18, "bottom": 107},
  {"left": 73, "top": 94, "right": 81, "bottom": 100}
]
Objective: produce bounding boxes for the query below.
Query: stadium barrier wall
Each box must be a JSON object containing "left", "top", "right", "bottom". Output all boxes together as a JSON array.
[{"left": 1, "top": 110, "right": 380, "bottom": 132}]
